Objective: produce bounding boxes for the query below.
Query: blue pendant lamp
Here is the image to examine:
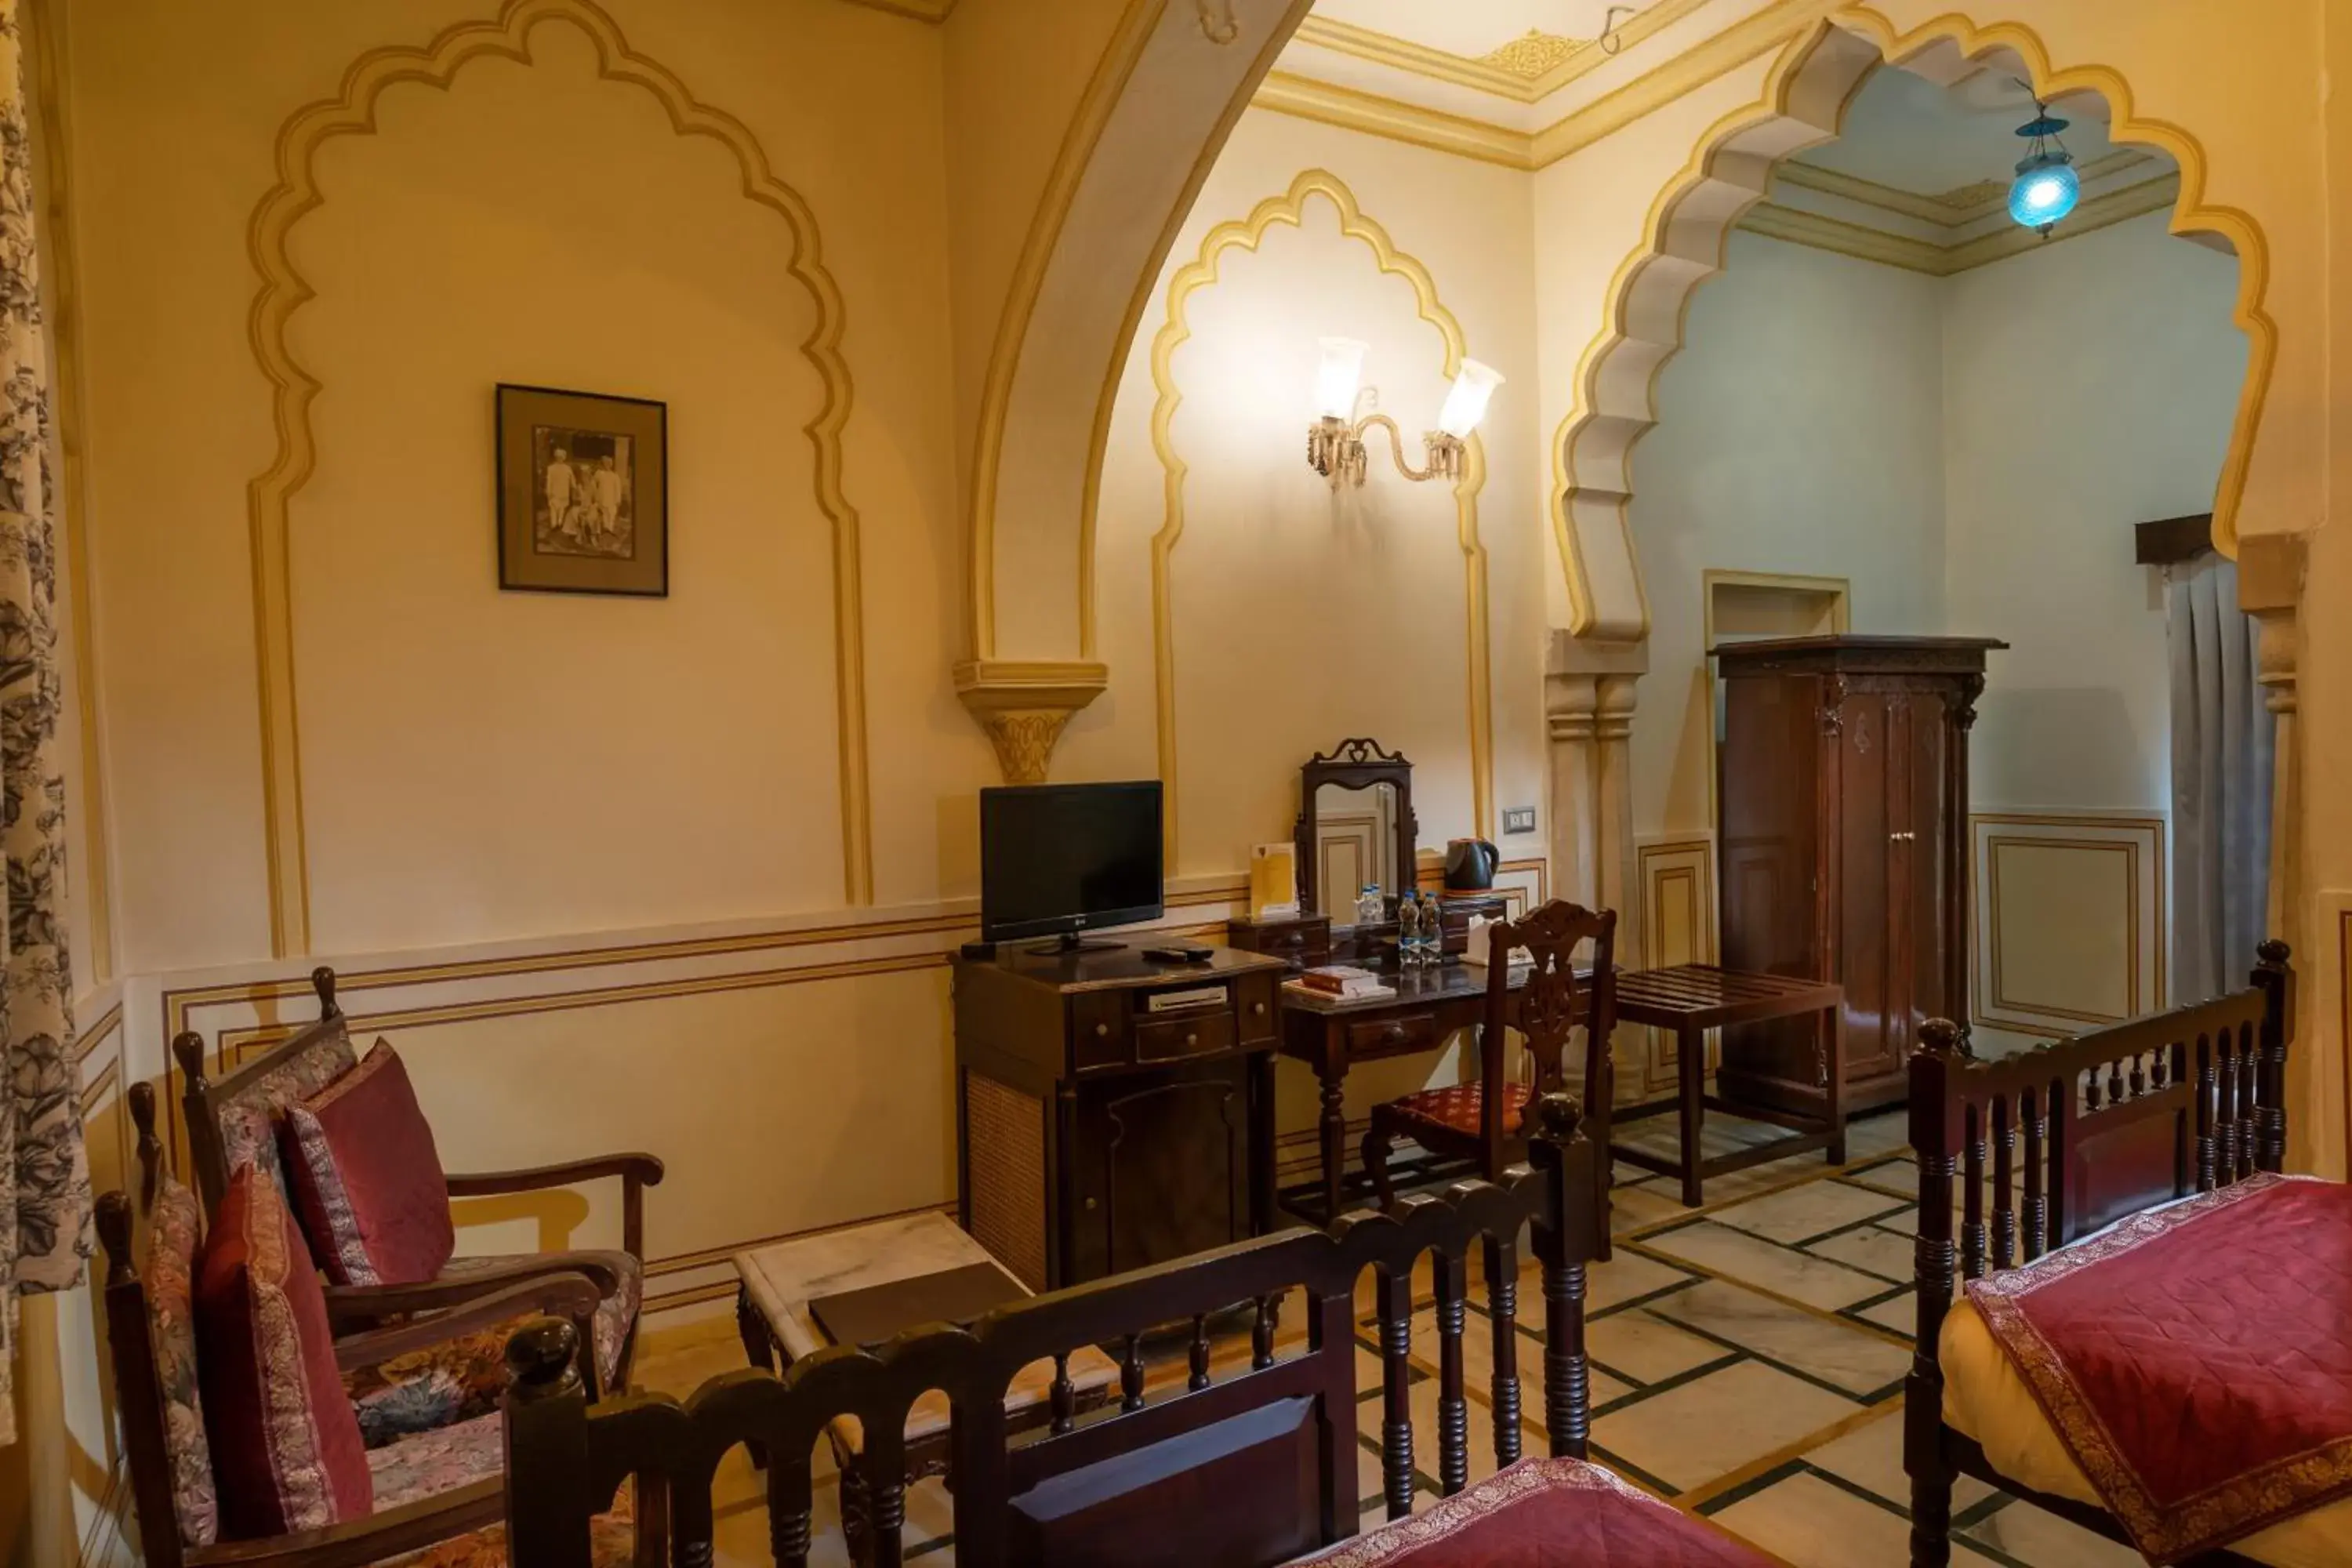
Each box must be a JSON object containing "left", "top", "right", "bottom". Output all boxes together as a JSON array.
[{"left": 2009, "top": 97, "right": 2079, "bottom": 236}]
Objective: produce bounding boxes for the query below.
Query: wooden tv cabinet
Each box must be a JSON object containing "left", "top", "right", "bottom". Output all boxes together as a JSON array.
[{"left": 953, "top": 941, "right": 1289, "bottom": 1290}]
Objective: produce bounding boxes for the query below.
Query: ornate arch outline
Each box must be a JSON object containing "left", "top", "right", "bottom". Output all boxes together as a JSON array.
[
  {"left": 1145, "top": 167, "right": 1494, "bottom": 865},
  {"left": 1548, "top": 8, "right": 2279, "bottom": 641},
  {"left": 245, "top": 0, "right": 873, "bottom": 953}
]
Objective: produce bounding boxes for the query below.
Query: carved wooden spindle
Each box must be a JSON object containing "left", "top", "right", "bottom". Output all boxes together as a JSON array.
[
  {"left": 766, "top": 1463, "right": 813, "bottom": 1568},
  {"left": 1120, "top": 1334, "right": 1145, "bottom": 1414},
  {"left": 2083, "top": 1063, "right": 2103, "bottom": 1114},
  {"left": 1434, "top": 1249, "right": 1469, "bottom": 1495},
  {"left": 1251, "top": 1294, "right": 1276, "bottom": 1370},
  {"left": 1991, "top": 1094, "right": 2016, "bottom": 1271},
  {"left": 868, "top": 1470, "right": 906, "bottom": 1568},
  {"left": 1542, "top": 1255, "right": 1589, "bottom": 1461},
  {"left": 2216, "top": 1031, "right": 2241, "bottom": 1183},
  {"left": 1907, "top": 1019, "right": 1966, "bottom": 1568},
  {"left": 2236, "top": 1022, "right": 2259, "bottom": 1179},
  {"left": 2194, "top": 1033, "right": 2218, "bottom": 1191},
  {"left": 1050, "top": 1351, "right": 1075, "bottom": 1436},
  {"left": 2253, "top": 938, "right": 2293, "bottom": 1172},
  {"left": 1483, "top": 1232, "right": 1522, "bottom": 1468},
  {"left": 1374, "top": 1262, "right": 1416, "bottom": 1520},
  {"left": 2128, "top": 1050, "right": 2147, "bottom": 1100},
  {"left": 1189, "top": 1314, "right": 1211, "bottom": 1392},
  {"left": 2020, "top": 1086, "right": 2046, "bottom": 1262},
  {"left": 1961, "top": 1102, "right": 1987, "bottom": 1281}
]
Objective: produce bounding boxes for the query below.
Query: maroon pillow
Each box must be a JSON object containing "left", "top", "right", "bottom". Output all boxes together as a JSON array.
[
  {"left": 279, "top": 1041, "right": 454, "bottom": 1287},
  {"left": 194, "top": 1166, "right": 373, "bottom": 1538}
]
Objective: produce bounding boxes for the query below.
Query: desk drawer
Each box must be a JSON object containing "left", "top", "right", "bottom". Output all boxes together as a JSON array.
[
  {"left": 1347, "top": 1011, "right": 1439, "bottom": 1058},
  {"left": 1234, "top": 975, "right": 1277, "bottom": 1043},
  {"left": 1072, "top": 993, "right": 1128, "bottom": 1070},
  {"left": 1134, "top": 1010, "right": 1235, "bottom": 1064}
]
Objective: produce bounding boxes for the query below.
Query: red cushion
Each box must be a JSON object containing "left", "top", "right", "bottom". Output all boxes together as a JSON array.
[
  {"left": 195, "top": 1167, "right": 374, "bottom": 1539},
  {"left": 1291, "top": 1457, "right": 1770, "bottom": 1565},
  {"left": 280, "top": 1042, "right": 454, "bottom": 1287},
  {"left": 1386, "top": 1082, "right": 1534, "bottom": 1138}
]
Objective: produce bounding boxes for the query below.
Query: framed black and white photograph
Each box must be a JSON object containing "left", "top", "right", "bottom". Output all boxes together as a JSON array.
[{"left": 496, "top": 383, "right": 667, "bottom": 595}]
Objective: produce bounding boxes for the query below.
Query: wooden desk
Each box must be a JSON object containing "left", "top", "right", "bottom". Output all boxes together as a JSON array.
[{"left": 1279, "top": 962, "right": 1541, "bottom": 1225}]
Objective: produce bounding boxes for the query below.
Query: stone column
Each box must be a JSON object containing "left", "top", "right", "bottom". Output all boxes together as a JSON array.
[{"left": 1546, "top": 633, "right": 1647, "bottom": 1104}]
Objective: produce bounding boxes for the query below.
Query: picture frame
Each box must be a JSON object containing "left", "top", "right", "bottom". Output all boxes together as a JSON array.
[{"left": 495, "top": 383, "right": 668, "bottom": 596}]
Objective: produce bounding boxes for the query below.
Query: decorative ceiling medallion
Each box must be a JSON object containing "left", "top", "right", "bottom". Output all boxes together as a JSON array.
[
  {"left": 1930, "top": 177, "right": 2006, "bottom": 211},
  {"left": 1477, "top": 30, "right": 1589, "bottom": 79}
]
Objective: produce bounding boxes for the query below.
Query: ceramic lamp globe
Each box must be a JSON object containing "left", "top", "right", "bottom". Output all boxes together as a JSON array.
[
  {"left": 2009, "top": 151, "right": 2080, "bottom": 232},
  {"left": 1436, "top": 358, "right": 1504, "bottom": 440},
  {"left": 1313, "top": 337, "right": 1369, "bottom": 421}
]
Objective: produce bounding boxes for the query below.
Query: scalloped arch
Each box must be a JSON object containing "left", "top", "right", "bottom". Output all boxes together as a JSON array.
[
  {"left": 243, "top": 0, "right": 872, "bottom": 953},
  {"left": 1145, "top": 168, "right": 1494, "bottom": 861},
  {"left": 1550, "top": 9, "right": 2276, "bottom": 642}
]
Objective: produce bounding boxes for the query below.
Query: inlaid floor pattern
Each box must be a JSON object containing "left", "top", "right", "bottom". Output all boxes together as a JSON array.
[{"left": 629, "top": 1108, "right": 2140, "bottom": 1567}]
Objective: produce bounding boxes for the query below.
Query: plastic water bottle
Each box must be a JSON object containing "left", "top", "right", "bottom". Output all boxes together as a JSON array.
[
  {"left": 1396, "top": 892, "right": 1421, "bottom": 967},
  {"left": 1356, "top": 883, "right": 1384, "bottom": 926}
]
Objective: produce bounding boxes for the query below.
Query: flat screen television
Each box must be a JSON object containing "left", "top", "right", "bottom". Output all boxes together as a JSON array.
[{"left": 980, "top": 781, "right": 1163, "bottom": 949}]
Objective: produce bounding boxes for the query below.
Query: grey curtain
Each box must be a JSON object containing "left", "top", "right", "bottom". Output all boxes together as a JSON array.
[
  {"left": 2168, "top": 554, "right": 2274, "bottom": 1006},
  {"left": 0, "top": 0, "right": 90, "bottom": 1446}
]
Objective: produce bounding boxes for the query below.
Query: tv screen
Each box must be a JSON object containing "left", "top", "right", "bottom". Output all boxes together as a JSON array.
[{"left": 980, "top": 782, "right": 1164, "bottom": 945}]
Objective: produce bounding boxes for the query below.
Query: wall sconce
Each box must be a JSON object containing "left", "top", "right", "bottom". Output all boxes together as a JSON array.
[{"left": 1306, "top": 338, "right": 1502, "bottom": 489}]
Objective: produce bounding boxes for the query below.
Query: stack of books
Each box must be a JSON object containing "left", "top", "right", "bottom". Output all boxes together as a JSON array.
[{"left": 1285, "top": 964, "right": 1395, "bottom": 1003}]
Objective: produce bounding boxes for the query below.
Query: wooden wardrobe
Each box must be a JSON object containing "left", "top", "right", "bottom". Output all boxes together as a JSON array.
[{"left": 1713, "top": 636, "right": 2004, "bottom": 1120}]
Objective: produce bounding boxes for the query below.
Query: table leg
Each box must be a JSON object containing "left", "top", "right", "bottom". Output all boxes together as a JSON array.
[
  {"left": 1319, "top": 1061, "right": 1347, "bottom": 1226},
  {"left": 735, "top": 1283, "right": 774, "bottom": 1372},
  {"left": 1248, "top": 1050, "right": 1275, "bottom": 1236},
  {"left": 1677, "top": 1023, "right": 1706, "bottom": 1208}
]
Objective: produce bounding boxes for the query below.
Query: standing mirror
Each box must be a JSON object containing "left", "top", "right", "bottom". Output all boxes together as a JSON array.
[{"left": 1294, "top": 739, "right": 1417, "bottom": 918}]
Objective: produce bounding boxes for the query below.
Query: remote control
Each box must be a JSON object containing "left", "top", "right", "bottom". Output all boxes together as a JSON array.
[{"left": 1144, "top": 945, "right": 1214, "bottom": 963}]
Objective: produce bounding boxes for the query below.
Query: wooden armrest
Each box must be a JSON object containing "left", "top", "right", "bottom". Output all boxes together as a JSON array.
[
  {"left": 188, "top": 1477, "right": 502, "bottom": 1567},
  {"left": 444, "top": 1152, "right": 665, "bottom": 1196},
  {"left": 323, "top": 1253, "right": 625, "bottom": 1328},
  {"left": 332, "top": 1272, "right": 603, "bottom": 1372}
]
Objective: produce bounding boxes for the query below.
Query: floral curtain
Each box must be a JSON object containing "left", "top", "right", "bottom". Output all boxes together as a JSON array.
[{"left": 0, "top": 0, "right": 89, "bottom": 1447}]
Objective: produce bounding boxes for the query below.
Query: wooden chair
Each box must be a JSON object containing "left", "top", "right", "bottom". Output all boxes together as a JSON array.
[
  {"left": 1904, "top": 941, "right": 2294, "bottom": 1567},
  {"left": 96, "top": 1181, "right": 620, "bottom": 1568},
  {"left": 172, "top": 966, "right": 663, "bottom": 1392},
  {"left": 502, "top": 1092, "right": 1610, "bottom": 1568},
  {"left": 1360, "top": 900, "right": 1617, "bottom": 1213}
]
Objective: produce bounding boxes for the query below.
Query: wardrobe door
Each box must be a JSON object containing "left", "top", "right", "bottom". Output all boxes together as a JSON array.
[
  {"left": 1899, "top": 689, "right": 1955, "bottom": 1046},
  {"left": 1836, "top": 688, "right": 1899, "bottom": 1091}
]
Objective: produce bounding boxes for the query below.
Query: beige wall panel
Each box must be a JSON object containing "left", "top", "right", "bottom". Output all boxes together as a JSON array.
[
  {"left": 1971, "top": 813, "right": 2165, "bottom": 1038},
  {"left": 390, "top": 965, "right": 956, "bottom": 1269},
  {"left": 292, "top": 27, "right": 843, "bottom": 951}
]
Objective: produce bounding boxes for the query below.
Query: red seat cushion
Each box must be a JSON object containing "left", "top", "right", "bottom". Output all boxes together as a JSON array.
[
  {"left": 1385, "top": 1082, "right": 1533, "bottom": 1139},
  {"left": 280, "top": 1042, "right": 455, "bottom": 1287},
  {"left": 1290, "top": 1457, "right": 1770, "bottom": 1566},
  {"left": 195, "top": 1167, "right": 375, "bottom": 1539}
]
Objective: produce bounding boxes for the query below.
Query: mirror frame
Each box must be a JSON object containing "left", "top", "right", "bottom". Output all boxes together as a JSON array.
[{"left": 1294, "top": 737, "right": 1417, "bottom": 919}]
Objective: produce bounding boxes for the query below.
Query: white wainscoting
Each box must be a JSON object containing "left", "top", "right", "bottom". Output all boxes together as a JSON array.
[{"left": 1969, "top": 811, "right": 2167, "bottom": 1043}]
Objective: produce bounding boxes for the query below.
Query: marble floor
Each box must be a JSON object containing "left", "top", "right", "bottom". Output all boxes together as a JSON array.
[{"left": 629, "top": 1107, "right": 2143, "bottom": 1567}]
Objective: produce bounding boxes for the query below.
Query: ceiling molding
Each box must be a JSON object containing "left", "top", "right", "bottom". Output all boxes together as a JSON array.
[
  {"left": 837, "top": 0, "right": 956, "bottom": 20},
  {"left": 1774, "top": 148, "right": 2151, "bottom": 228},
  {"left": 1287, "top": 0, "right": 1709, "bottom": 104},
  {"left": 1261, "top": 0, "right": 1848, "bottom": 170},
  {"left": 1739, "top": 170, "right": 2185, "bottom": 275}
]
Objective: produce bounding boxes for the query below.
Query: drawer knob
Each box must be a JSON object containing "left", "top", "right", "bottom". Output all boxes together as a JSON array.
[
  {"left": 1185, "top": 1033, "right": 1199, "bottom": 1047},
  {"left": 1095, "top": 1022, "right": 1110, "bottom": 1037},
  {"left": 1253, "top": 1002, "right": 1267, "bottom": 1016},
  {"left": 1084, "top": 1197, "right": 1098, "bottom": 1211}
]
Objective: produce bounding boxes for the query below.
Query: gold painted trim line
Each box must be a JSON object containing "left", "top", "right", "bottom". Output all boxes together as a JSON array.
[
  {"left": 243, "top": 0, "right": 877, "bottom": 953},
  {"left": 1145, "top": 167, "right": 1498, "bottom": 865},
  {"left": 646, "top": 1199, "right": 960, "bottom": 1279},
  {"left": 835, "top": 0, "right": 956, "bottom": 20},
  {"left": 1741, "top": 171, "right": 2183, "bottom": 278},
  {"left": 1253, "top": 72, "right": 1537, "bottom": 169},
  {"left": 71, "top": 1001, "right": 122, "bottom": 1067},
  {"left": 1982, "top": 835, "right": 2141, "bottom": 1026},
  {"left": 1774, "top": 147, "right": 2151, "bottom": 229}
]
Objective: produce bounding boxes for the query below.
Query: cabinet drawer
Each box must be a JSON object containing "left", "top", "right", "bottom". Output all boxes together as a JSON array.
[
  {"left": 1347, "top": 1011, "right": 1438, "bottom": 1058},
  {"left": 1234, "top": 975, "right": 1278, "bottom": 1043},
  {"left": 1072, "top": 992, "right": 1128, "bottom": 1070},
  {"left": 1134, "top": 1010, "right": 1235, "bottom": 1064}
]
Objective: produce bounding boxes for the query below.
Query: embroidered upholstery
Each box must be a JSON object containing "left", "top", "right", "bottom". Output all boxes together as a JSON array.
[
  {"left": 1381, "top": 1082, "right": 1533, "bottom": 1140},
  {"left": 366, "top": 1414, "right": 637, "bottom": 1568},
  {"left": 280, "top": 1042, "right": 455, "bottom": 1287},
  {"left": 1289, "top": 1456, "right": 1769, "bottom": 1565},
  {"left": 194, "top": 1167, "right": 373, "bottom": 1538},
  {"left": 438, "top": 1250, "right": 639, "bottom": 1388},
  {"left": 214, "top": 1018, "right": 358, "bottom": 1196},
  {"left": 145, "top": 1178, "right": 218, "bottom": 1548}
]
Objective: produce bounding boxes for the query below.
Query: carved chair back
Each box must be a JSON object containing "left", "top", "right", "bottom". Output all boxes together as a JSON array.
[
  {"left": 503, "top": 1094, "right": 1605, "bottom": 1568},
  {"left": 174, "top": 966, "right": 348, "bottom": 1214},
  {"left": 1482, "top": 902, "right": 1617, "bottom": 1178}
]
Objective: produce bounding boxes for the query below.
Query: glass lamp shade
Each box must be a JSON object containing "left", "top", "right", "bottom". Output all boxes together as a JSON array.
[
  {"left": 1436, "top": 358, "right": 1504, "bottom": 439},
  {"left": 1313, "top": 338, "right": 1370, "bottom": 420},
  {"left": 2008, "top": 152, "right": 2080, "bottom": 231}
]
